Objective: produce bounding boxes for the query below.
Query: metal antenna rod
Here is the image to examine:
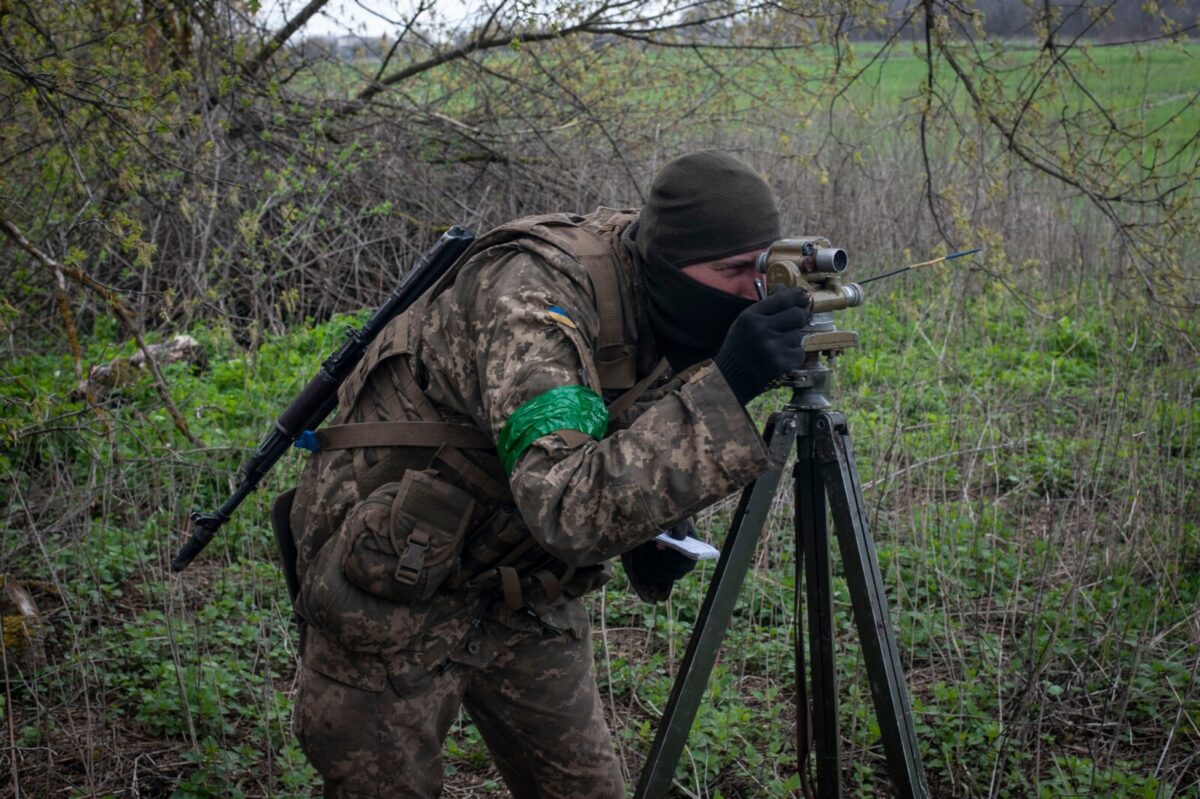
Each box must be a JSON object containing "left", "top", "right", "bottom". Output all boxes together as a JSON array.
[{"left": 859, "top": 247, "right": 981, "bottom": 285}]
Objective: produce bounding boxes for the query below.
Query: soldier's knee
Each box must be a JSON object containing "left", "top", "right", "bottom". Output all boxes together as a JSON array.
[{"left": 295, "top": 664, "right": 446, "bottom": 798}]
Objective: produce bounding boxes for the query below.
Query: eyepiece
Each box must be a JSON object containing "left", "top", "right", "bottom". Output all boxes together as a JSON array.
[
  {"left": 756, "top": 238, "right": 848, "bottom": 285},
  {"left": 814, "top": 247, "right": 848, "bottom": 273}
]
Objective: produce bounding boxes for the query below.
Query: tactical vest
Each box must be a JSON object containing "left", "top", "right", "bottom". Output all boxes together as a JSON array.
[{"left": 286, "top": 208, "right": 667, "bottom": 619}]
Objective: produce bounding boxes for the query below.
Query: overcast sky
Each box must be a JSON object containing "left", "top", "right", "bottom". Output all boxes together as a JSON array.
[{"left": 260, "top": 0, "right": 472, "bottom": 37}]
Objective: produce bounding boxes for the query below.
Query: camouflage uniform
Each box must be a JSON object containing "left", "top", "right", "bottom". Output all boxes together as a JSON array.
[{"left": 290, "top": 209, "right": 772, "bottom": 798}]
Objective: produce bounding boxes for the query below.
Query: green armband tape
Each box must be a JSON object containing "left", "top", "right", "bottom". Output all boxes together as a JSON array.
[{"left": 497, "top": 385, "right": 608, "bottom": 474}]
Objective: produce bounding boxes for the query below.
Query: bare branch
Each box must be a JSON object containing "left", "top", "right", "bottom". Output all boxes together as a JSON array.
[
  {"left": 0, "top": 217, "right": 202, "bottom": 447},
  {"left": 243, "top": 0, "right": 331, "bottom": 78}
]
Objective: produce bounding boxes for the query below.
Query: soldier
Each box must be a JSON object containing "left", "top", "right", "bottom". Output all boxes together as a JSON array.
[{"left": 287, "top": 149, "right": 815, "bottom": 798}]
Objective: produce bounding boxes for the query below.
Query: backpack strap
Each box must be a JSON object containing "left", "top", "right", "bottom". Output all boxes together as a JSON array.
[
  {"left": 560, "top": 223, "right": 637, "bottom": 389},
  {"left": 430, "top": 445, "right": 508, "bottom": 502},
  {"left": 498, "top": 566, "right": 523, "bottom": 611},
  {"left": 606, "top": 358, "right": 670, "bottom": 420},
  {"left": 533, "top": 563, "right": 575, "bottom": 604},
  {"left": 336, "top": 311, "right": 415, "bottom": 418}
]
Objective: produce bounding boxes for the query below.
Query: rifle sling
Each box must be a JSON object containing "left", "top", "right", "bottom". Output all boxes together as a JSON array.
[{"left": 316, "top": 421, "right": 493, "bottom": 452}]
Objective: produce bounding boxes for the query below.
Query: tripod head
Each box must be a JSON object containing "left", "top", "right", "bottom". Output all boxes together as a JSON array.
[{"left": 756, "top": 238, "right": 864, "bottom": 408}]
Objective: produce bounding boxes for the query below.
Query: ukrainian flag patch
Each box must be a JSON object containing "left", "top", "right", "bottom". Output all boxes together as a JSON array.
[{"left": 546, "top": 305, "right": 577, "bottom": 329}]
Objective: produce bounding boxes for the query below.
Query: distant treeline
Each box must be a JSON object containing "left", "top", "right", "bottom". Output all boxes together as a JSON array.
[
  {"left": 298, "top": 0, "right": 1200, "bottom": 61},
  {"left": 918, "top": 0, "right": 1200, "bottom": 40}
]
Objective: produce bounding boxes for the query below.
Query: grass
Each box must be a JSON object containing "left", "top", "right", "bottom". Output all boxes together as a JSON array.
[{"left": 2, "top": 260, "right": 1196, "bottom": 796}]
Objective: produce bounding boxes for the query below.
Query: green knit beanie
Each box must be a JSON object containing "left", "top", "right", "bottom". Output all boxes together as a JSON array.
[{"left": 636, "top": 150, "right": 781, "bottom": 267}]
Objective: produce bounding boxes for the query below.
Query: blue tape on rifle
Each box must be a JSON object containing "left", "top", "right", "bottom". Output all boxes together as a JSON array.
[{"left": 294, "top": 430, "right": 320, "bottom": 452}]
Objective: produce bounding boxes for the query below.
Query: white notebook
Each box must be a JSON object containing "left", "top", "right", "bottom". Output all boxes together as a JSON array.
[{"left": 653, "top": 531, "right": 720, "bottom": 561}]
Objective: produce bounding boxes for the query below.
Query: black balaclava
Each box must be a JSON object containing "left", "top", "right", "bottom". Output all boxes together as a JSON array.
[{"left": 635, "top": 150, "right": 781, "bottom": 371}]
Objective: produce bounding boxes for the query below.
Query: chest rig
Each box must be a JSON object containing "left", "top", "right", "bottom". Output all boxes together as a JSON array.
[{"left": 306, "top": 208, "right": 666, "bottom": 611}]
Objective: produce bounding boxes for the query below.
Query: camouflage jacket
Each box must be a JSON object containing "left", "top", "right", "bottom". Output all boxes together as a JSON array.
[{"left": 291, "top": 208, "right": 771, "bottom": 684}]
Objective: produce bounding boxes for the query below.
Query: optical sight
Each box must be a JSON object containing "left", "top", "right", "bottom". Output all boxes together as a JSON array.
[{"left": 756, "top": 237, "right": 863, "bottom": 354}]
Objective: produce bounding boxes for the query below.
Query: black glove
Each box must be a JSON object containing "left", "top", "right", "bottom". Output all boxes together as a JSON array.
[
  {"left": 622, "top": 518, "right": 698, "bottom": 603},
  {"left": 714, "top": 287, "right": 813, "bottom": 405}
]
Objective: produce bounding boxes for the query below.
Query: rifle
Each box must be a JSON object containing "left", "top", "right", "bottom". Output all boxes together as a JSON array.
[{"left": 172, "top": 226, "right": 476, "bottom": 572}]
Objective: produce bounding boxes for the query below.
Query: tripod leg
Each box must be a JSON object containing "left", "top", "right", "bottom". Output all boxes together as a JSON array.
[
  {"left": 794, "top": 559, "right": 814, "bottom": 799},
  {"left": 634, "top": 413, "right": 799, "bottom": 799},
  {"left": 815, "top": 412, "right": 929, "bottom": 799},
  {"left": 793, "top": 468, "right": 812, "bottom": 799},
  {"left": 795, "top": 433, "right": 842, "bottom": 799}
]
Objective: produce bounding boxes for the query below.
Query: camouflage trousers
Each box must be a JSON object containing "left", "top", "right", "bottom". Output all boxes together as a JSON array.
[{"left": 295, "top": 613, "right": 627, "bottom": 799}]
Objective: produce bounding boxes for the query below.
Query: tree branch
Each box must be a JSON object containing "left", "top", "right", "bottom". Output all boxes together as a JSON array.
[
  {"left": 243, "top": 0, "right": 330, "bottom": 79},
  {"left": 0, "top": 217, "right": 202, "bottom": 447},
  {"left": 931, "top": 28, "right": 1172, "bottom": 296},
  {"left": 920, "top": 0, "right": 954, "bottom": 245},
  {"left": 340, "top": 1, "right": 806, "bottom": 114}
]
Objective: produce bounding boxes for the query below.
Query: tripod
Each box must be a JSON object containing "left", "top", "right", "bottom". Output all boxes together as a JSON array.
[{"left": 634, "top": 355, "right": 929, "bottom": 799}]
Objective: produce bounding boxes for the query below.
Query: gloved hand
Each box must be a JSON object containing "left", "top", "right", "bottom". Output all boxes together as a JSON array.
[
  {"left": 621, "top": 518, "right": 698, "bottom": 603},
  {"left": 714, "top": 287, "right": 813, "bottom": 405}
]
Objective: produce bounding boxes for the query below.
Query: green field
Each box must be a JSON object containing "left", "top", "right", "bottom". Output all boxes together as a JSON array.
[{"left": 320, "top": 40, "right": 1200, "bottom": 161}]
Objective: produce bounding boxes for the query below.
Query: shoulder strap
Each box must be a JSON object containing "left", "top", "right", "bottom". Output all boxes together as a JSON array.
[
  {"left": 572, "top": 229, "right": 637, "bottom": 389},
  {"left": 336, "top": 310, "right": 417, "bottom": 419},
  {"left": 550, "top": 220, "right": 625, "bottom": 356}
]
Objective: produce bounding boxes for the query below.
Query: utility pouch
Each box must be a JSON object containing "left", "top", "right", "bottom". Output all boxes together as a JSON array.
[{"left": 340, "top": 469, "right": 477, "bottom": 603}]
